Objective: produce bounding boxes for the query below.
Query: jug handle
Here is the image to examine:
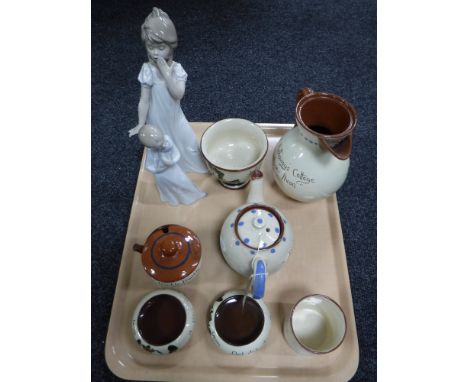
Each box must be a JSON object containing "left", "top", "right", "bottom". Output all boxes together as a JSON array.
[
  {"left": 296, "top": 87, "right": 315, "bottom": 104},
  {"left": 319, "top": 135, "right": 353, "bottom": 160},
  {"left": 252, "top": 258, "right": 266, "bottom": 299}
]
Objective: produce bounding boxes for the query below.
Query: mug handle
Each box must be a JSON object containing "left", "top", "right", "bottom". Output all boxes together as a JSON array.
[
  {"left": 296, "top": 87, "right": 314, "bottom": 104},
  {"left": 252, "top": 258, "right": 266, "bottom": 299}
]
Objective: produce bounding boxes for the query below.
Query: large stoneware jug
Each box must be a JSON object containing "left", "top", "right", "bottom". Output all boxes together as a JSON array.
[{"left": 273, "top": 88, "right": 357, "bottom": 202}]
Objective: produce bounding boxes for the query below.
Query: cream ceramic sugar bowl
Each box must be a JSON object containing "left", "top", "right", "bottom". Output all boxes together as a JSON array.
[{"left": 220, "top": 171, "right": 294, "bottom": 299}]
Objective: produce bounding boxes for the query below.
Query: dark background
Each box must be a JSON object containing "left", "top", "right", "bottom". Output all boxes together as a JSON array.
[{"left": 92, "top": 0, "right": 376, "bottom": 380}]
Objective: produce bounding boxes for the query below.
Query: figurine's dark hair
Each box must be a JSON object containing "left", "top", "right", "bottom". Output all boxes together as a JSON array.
[{"left": 141, "top": 8, "right": 178, "bottom": 49}]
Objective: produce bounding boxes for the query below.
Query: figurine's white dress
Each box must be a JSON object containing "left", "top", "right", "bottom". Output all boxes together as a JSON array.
[
  {"left": 145, "top": 135, "right": 207, "bottom": 206},
  {"left": 138, "top": 62, "right": 207, "bottom": 173}
]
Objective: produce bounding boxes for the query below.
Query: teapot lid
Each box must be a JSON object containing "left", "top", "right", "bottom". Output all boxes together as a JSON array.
[
  {"left": 234, "top": 204, "right": 284, "bottom": 250},
  {"left": 138, "top": 224, "right": 201, "bottom": 283}
]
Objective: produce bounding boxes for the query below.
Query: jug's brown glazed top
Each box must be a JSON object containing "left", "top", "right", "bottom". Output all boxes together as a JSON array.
[
  {"left": 295, "top": 88, "right": 357, "bottom": 160},
  {"left": 134, "top": 224, "right": 201, "bottom": 283}
]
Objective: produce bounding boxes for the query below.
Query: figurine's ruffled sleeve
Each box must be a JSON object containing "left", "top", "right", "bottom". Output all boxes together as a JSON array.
[
  {"left": 137, "top": 63, "right": 153, "bottom": 87},
  {"left": 173, "top": 63, "right": 188, "bottom": 82}
]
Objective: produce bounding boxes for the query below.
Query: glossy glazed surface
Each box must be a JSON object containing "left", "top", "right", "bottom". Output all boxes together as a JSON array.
[
  {"left": 200, "top": 119, "right": 268, "bottom": 189},
  {"left": 284, "top": 294, "right": 346, "bottom": 355},
  {"left": 273, "top": 125, "right": 350, "bottom": 201},
  {"left": 136, "top": 224, "right": 202, "bottom": 285},
  {"left": 273, "top": 90, "right": 356, "bottom": 202},
  {"left": 208, "top": 290, "right": 271, "bottom": 355},
  {"left": 137, "top": 294, "right": 186, "bottom": 346},
  {"left": 131, "top": 289, "right": 195, "bottom": 355},
  {"left": 236, "top": 206, "right": 281, "bottom": 249},
  {"left": 220, "top": 175, "right": 293, "bottom": 278},
  {"left": 214, "top": 295, "right": 264, "bottom": 346},
  {"left": 201, "top": 119, "right": 267, "bottom": 170}
]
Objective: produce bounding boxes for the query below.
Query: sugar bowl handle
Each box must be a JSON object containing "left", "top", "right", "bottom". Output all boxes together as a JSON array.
[{"left": 133, "top": 244, "right": 144, "bottom": 253}]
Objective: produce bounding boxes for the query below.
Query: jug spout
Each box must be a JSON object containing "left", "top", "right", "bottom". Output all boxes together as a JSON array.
[
  {"left": 247, "top": 170, "right": 264, "bottom": 204},
  {"left": 319, "top": 135, "right": 353, "bottom": 160}
]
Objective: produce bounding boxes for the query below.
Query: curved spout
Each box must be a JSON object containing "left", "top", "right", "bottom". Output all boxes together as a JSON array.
[{"left": 247, "top": 170, "right": 264, "bottom": 204}]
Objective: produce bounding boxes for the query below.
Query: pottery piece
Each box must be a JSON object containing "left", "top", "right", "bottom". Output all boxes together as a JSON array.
[
  {"left": 283, "top": 294, "right": 346, "bottom": 355},
  {"left": 132, "top": 289, "right": 195, "bottom": 354},
  {"left": 208, "top": 290, "right": 271, "bottom": 355},
  {"left": 273, "top": 88, "right": 357, "bottom": 202},
  {"left": 128, "top": 7, "right": 207, "bottom": 174},
  {"left": 219, "top": 170, "right": 293, "bottom": 299},
  {"left": 200, "top": 118, "right": 268, "bottom": 189},
  {"left": 133, "top": 224, "right": 202, "bottom": 286}
]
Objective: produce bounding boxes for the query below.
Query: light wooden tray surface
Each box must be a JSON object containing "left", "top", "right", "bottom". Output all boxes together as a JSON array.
[{"left": 105, "top": 122, "right": 359, "bottom": 381}]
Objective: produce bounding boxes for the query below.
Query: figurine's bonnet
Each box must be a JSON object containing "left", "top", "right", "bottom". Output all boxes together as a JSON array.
[{"left": 141, "top": 7, "right": 178, "bottom": 47}]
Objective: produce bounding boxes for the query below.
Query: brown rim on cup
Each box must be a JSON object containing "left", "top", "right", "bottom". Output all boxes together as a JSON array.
[
  {"left": 289, "top": 294, "right": 347, "bottom": 354},
  {"left": 200, "top": 118, "right": 269, "bottom": 173}
]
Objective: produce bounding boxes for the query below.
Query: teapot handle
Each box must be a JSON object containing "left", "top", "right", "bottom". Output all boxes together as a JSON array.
[{"left": 252, "top": 258, "right": 267, "bottom": 299}]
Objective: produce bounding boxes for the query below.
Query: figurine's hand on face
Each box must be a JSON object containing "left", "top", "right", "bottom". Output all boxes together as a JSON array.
[{"left": 156, "top": 57, "right": 171, "bottom": 78}]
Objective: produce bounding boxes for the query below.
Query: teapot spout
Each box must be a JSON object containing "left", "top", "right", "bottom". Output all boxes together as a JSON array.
[{"left": 247, "top": 170, "right": 264, "bottom": 204}]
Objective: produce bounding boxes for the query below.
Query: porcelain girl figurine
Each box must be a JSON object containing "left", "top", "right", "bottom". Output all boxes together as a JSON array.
[
  {"left": 139, "top": 124, "right": 207, "bottom": 206},
  {"left": 129, "top": 7, "right": 207, "bottom": 174}
]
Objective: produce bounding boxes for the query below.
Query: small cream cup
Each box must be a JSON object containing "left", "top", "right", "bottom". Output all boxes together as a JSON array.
[
  {"left": 200, "top": 118, "right": 268, "bottom": 189},
  {"left": 283, "top": 294, "right": 346, "bottom": 355}
]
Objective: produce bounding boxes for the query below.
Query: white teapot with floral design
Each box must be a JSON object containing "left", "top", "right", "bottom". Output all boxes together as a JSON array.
[{"left": 219, "top": 171, "right": 294, "bottom": 299}]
